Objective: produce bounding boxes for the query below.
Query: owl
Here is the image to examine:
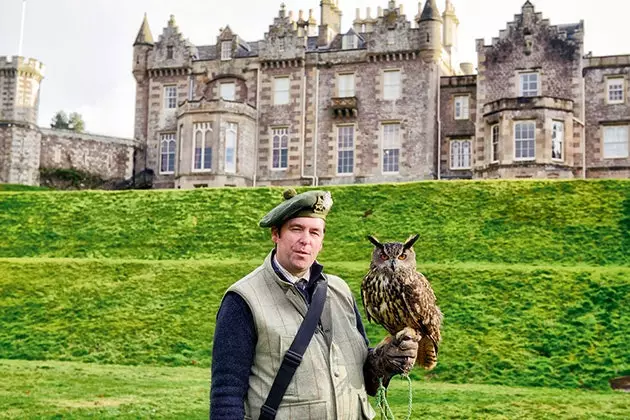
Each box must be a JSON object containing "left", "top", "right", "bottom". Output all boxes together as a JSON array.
[{"left": 361, "top": 234, "right": 443, "bottom": 370}]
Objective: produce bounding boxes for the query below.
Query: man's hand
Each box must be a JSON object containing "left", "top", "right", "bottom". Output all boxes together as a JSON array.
[
  {"left": 373, "top": 327, "right": 420, "bottom": 375},
  {"left": 364, "top": 327, "right": 420, "bottom": 395}
]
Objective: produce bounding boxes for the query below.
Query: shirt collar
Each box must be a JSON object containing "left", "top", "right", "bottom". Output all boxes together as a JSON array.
[{"left": 273, "top": 253, "right": 310, "bottom": 284}]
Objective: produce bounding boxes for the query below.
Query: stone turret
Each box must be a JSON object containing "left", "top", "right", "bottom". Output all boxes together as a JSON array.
[
  {"left": 417, "top": 0, "right": 442, "bottom": 60},
  {"left": 133, "top": 13, "right": 154, "bottom": 83},
  {"left": 131, "top": 14, "right": 154, "bottom": 172},
  {"left": 0, "top": 55, "right": 45, "bottom": 185},
  {"left": 0, "top": 56, "right": 45, "bottom": 125}
]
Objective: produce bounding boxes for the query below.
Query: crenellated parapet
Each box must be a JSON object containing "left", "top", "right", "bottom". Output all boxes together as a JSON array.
[
  {"left": 0, "top": 56, "right": 45, "bottom": 80},
  {"left": 476, "top": 1, "right": 583, "bottom": 60},
  {"left": 148, "top": 15, "right": 197, "bottom": 70},
  {"left": 352, "top": 7, "right": 379, "bottom": 33},
  {"left": 364, "top": 0, "right": 416, "bottom": 54},
  {"left": 259, "top": 3, "right": 305, "bottom": 62}
]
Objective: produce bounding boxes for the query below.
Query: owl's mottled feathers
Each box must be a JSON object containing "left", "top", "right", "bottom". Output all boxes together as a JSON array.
[{"left": 361, "top": 234, "right": 443, "bottom": 370}]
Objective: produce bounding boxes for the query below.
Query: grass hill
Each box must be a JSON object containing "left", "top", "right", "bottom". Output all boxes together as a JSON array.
[
  {"left": 0, "top": 179, "right": 629, "bottom": 393},
  {"left": 0, "top": 179, "right": 629, "bottom": 265}
]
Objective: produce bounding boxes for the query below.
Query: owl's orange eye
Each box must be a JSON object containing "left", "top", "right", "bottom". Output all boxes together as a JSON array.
[
  {"left": 380, "top": 253, "right": 388, "bottom": 261},
  {"left": 398, "top": 254, "right": 407, "bottom": 260}
]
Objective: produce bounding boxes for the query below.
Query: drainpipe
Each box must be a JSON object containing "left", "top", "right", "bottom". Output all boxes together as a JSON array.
[
  {"left": 573, "top": 115, "right": 586, "bottom": 180},
  {"left": 436, "top": 64, "right": 442, "bottom": 180},
  {"left": 253, "top": 64, "right": 261, "bottom": 187},
  {"left": 581, "top": 74, "right": 586, "bottom": 179},
  {"left": 300, "top": 60, "right": 316, "bottom": 186},
  {"left": 313, "top": 65, "right": 320, "bottom": 186}
]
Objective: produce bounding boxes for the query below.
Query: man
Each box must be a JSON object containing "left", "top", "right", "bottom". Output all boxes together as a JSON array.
[{"left": 210, "top": 189, "right": 418, "bottom": 419}]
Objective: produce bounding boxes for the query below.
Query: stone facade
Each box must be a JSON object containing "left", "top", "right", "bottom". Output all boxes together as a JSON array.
[
  {"left": 133, "top": 0, "right": 457, "bottom": 188},
  {"left": 473, "top": 0, "right": 584, "bottom": 179},
  {"left": 583, "top": 55, "right": 630, "bottom": 178},
  {"left": 0, "top": 54, "right": 139, "bottom": 186},
  {"left": 3, "top": 1, "right": 630, "bottom": 188},
  {"left": 131, "top": 0, "right": 630, "bottom": 188}
]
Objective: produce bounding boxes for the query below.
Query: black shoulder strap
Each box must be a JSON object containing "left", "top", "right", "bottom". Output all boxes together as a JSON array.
[{"left": 259, "top": 279, "right": 328, "bottom": 420}]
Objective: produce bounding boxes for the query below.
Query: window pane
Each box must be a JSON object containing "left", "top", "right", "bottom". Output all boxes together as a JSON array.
[
  {"left": 492, "top": 125, "right": 499, "bottom": 162},
  {"left": 165, "top": 86, "right": 177, "bottom": 109},
  {"left": 384, "top": 71, "right": 400, "bottom": 100},
  {"left": 220, "top": 83, "right": 235, "bottom": 101},
  {"left": 603, "top": 126, "right": 629, "bottom": 158},
  {"left": 274, "top": 77, "right": 290, "bottom": 105},
  {"left": 204, "top": 147, "right": 212, "bottom": 169},
  {"left": 383, "top": 149, "right": 399, "bottom": 173},
  {"left": 608, "top": 78, "right": 624, "bottom": 103},
  {"left": 194, "top": 131, "right": 202, "bottom": 169},
  {"left": 455, "top": 96, "right": 469, "bottom": 119},
  {"left": 221, "top": 41, "right": 231, "bottom": 60},
  {"left": 552, "top": 122, "right": 564, "bottom": 160},
  {"left": 337, "top": 126, "right": 354, "bottom": 174},
  {"left": 281, "top": 149, "right": 288, "bottom": 168},
  {"left": 520, "top": 73, "right": 538, "bottom": 97},
  {"left": 338, "top": 74, "right": 355, "bottom": 97},
  {"left": 225, "top": 125, "right": 237, "bottom": 173},
  {"left": 272, "top": 128, "right": 289, "bottom": 168},
  {"left": 515, "top": 122, "right": 535, "bottom": 159}
]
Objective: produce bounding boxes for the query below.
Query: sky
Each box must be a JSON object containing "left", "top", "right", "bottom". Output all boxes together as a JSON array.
[{"left": 0, "top": 0, "right": 628, "bottom": 138}]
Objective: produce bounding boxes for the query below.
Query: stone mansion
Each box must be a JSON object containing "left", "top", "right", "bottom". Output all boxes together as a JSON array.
[{"left": 1, "top": 1, "right": 630, "bottom": 188}]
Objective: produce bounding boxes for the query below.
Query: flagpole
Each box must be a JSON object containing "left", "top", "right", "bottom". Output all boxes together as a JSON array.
[{"left": 18, "top": 0, "right": 27, "bottom": 56}]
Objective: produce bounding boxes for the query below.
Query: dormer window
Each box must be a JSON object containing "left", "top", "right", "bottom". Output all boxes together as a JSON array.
[
  {"left": 221, "top": 41, "right": 232, "bottom": 61},
  {"left": 342, "top": 34, "right": 358, "bottom": 50},
  {"left": 166, "top": 45, "right": 174, "bottom": 59}
]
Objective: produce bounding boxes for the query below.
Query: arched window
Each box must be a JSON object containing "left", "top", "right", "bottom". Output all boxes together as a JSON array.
[
  {"left": 225, "top": 123, "right": 238, "bottom": 173},
  {"left": 193, "top": 123, "right": 212, "bottom": 171},
  {"left": 160, "top": 134, "right": 176, "bottom": 174}
]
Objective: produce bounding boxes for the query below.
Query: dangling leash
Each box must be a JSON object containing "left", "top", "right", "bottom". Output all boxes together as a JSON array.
[{"left": 375, "top": 374, "right": 413, "bottom": 420}]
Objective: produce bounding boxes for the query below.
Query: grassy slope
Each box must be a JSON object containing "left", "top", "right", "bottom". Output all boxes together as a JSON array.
[
  {"left": 1, "top": 359, "right": 628, "bottom": 420},
  {"left": 0, "top": 180, "right": 629, "bottom": 265},
  {"left": 1, "top": 259, "right": 628, "bottom": 390}
]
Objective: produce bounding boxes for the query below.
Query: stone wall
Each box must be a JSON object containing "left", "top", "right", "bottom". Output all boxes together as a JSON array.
[
  {"left": 40, "top": 128, "right": 138, "bottom": 181},
  {"left": 0, "top": 123, "right": 41, "bottom": 185}
]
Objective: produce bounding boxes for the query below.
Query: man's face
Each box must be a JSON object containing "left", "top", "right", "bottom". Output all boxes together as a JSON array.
[{"left": 272, "top": 217, "right": 325, "bottom": 276}]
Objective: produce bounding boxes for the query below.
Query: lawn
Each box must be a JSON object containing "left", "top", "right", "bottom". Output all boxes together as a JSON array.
[{"left": 1, "top": 359, "right": 628, "bottom": 419}]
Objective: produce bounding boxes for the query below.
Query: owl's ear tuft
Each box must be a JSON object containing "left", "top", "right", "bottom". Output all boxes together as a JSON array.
[
  {"left": 403, "top": 234, "right": 420, "bottom": 250},
  {"left": 367, "top": 235, "right": 383, "bottom": 249}
]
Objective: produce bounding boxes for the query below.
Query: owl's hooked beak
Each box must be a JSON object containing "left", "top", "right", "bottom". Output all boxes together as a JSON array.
[{"left": 390, "top": 259, "right": 396, "bottom": 272}]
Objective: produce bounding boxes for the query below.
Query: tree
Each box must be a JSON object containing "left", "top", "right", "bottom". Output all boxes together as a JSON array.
[{"left": 50, "top": 110, "right": 85, "bottom": 133}]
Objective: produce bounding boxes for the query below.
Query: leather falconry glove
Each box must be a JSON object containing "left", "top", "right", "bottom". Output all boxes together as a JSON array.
[{"left": 364, "top": 327, "right": 420, "bottom": 394}]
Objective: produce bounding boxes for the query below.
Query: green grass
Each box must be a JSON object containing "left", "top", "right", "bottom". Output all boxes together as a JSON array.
[
  {"left": 1, "top": 180, "right": 629, "bottom": 265},
  {"left": 2, "top": 180, "right": 630, "bottom": 416},
  {"left": 1, "top": 359, "right": 628, "bottom": 419},
  {"left": 1, "top": 258, "right": 628, "bottom": 390}
]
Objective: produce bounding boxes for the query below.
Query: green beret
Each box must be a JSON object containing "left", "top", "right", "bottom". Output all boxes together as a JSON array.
[{"left": 259, "top": 189, "right": 333, "bottom": 228}]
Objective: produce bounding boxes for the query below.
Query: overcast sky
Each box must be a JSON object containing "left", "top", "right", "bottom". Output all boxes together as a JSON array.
[{"left": 0, "top": 0, "right": 627, "bottom": 138}]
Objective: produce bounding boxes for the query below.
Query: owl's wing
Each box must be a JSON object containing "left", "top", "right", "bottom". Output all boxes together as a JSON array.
[
  {"left": 360, "top": 275, "right": 373, "bottom": 323},
  {"left": 361, "top": 287, "right": 372, "bottom": 322},
  {"left": 399, "top": 273, "right": 441, "bottom": 351}
]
